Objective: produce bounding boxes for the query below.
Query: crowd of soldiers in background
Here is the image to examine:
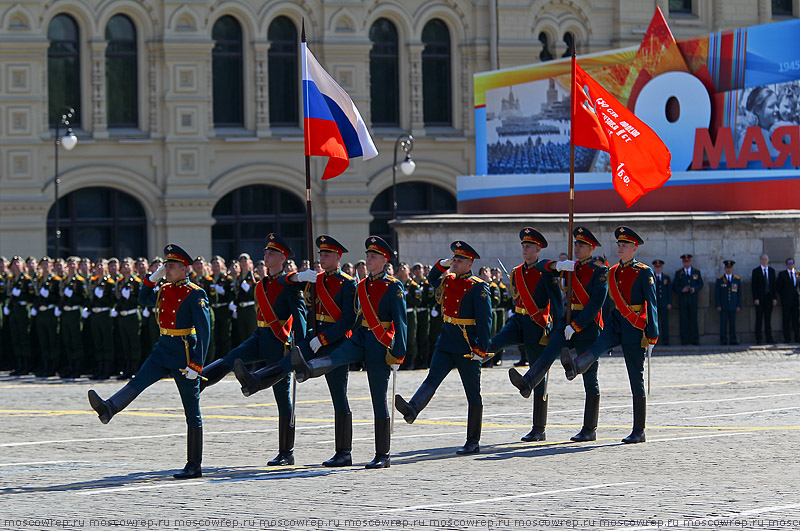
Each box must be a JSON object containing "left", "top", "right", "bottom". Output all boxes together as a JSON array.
[
  {"left": 0, "top": 253, "right": 525, "bottom": 382},
  {"left": 3, "top": 250, "right": 797, "bottom": 382}
]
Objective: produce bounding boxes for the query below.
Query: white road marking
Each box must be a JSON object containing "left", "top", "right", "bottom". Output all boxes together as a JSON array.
[
  {"left": 610, "top": 501, "right": 800, "bottom": 530},
  {"left": 0, "top": 460, "right": 77, "bottom": 467},
  {"left": 373, "top": 482, "right": 637, "bottom": 513},
  {"left": 330, "top": 428, "right": 514, "bottom": 444},
  {"left": 691, "top": 406, "right": 800, "bottom": 419}
]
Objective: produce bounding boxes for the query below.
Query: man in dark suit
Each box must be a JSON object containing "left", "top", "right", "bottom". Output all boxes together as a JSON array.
[
  {"left": 776, "top": 258, "right": 800, "bottom": 343},
  {"left": 751, "top": 254, "right": 777, "bottom": 343},
  {"left": 673, "top": 254, "right": 703, "bottom": 345},
  {"left": 652, "top": 260, "right": 672, "bottom": 346}
]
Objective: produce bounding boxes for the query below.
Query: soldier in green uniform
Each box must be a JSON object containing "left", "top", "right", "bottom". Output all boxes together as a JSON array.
[
  {"left": 0, "top": 257, "right": 9, "bottom": 370},
  {"left": 59, "top": 257, "right": 88, "bottom": 378},
  {"left": 33, "top": 257, "right": 62, "bottom": 377},
  {"left": 190, "top": 257, "right": 216, "bottom": 362},
  {"left": 715, "top": 260, "right": 742, "bottom": 345},
  {"left": 233, "top": 253, "right": 258, "bottom": 347},
  {"left": 425, "top": 263, "right": 444, "bottom": 368},
  {"left": 114, "top": 258, "right": 142, "bottom": 379},
  {"left": 140, "top": 257, "right": 164, "bottom": 356},
  {"left": 209, "top": 256, "right": 235, "bottom": 363},
  {"left": 86, "top": 259, "right": 116, "bottom": 380},
  {"left": 6, "top": 256, "right": 35, "bottom": 375},
  {"left": 411, "top": 263, "right": 431, "bottom": 369},
  {"left": 397, "top": 262, "right": 420, "bottom": 370},
  {"left": 107, "top": 258, "right": 123, "bottom": 376},
  {"left": 479, "top": 266, "right": 502, "bottom": 367}
]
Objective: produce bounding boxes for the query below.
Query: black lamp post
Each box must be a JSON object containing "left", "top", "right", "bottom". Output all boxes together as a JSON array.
[
  {"left": 54, "top": 108, "right": 78, "bottom": 259},
  {"left": 391, "top": 134, "right": 415, "bottom": 261}
]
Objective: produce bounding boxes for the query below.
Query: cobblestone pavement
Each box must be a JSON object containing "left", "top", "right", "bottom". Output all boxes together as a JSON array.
[{"left": 2, "top": 345, "right": 800, "bottom": 531}]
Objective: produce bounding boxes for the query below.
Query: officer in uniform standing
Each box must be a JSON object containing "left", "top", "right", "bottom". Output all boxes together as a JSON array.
[
  {"left": 290, "top": 236, "right": 406, "bottom": 469},
  {"left": 88, "top": 244, "right": 211, "bottom": 479},
  {"left": 85, "top": 259, "right": 116, "bottom": 380},
  {"left": 490, "top": 267, "right": 510, "bottom": 366},
  {"left": 5, "top": 256, "right": 34, "bottom": 375},
  {"left": 209, "top": 256, "right": 235, "bottom": 362},
  {"left": 233, "top": 253, "right": 258, "bottom": 348},
  {"left": 59, "top": 257, "right": 88, "bottom": 378},
  {"left": 395, "top": 241, "right": 491, "bottom": 455},
  {"left": 673, "top": 254, "right": 703, "bottom": 345},
  {"left": 235, "top": 235, "right": 358, "bottom": 467},
  {"left": 509, "top": 226, "right": 607, "bottom": 442},
  {"left": 115, "top": 258, "right": 142, "bottom": 378},
  {"left": 715, "top": 260, "right": 741, "bottom": 345},
  {"left": 560, "top": 226, "right": 658, "bottom": 444},
  {"left": 200, "top": 234, "right": 307, "bottom": 466},
  {"left": 652, "top": 260, "right": 672, "bottom": 346},
  {"left": 33, "top": 257, "right": 62, "bottom": 377},
  {"left": 485, "top": 228, "right": 564, "bottom": 442},
  {"left": 397, "top": 262, "right": 420, "bottom": 370}
]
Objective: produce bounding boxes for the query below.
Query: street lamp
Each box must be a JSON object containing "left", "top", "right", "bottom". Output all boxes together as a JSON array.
[
  {"left": 54, "top": 108, "right": 78, "bottom": 259},
  {"left": 391, "top": 134, "right": 415, "bottom": 260}
]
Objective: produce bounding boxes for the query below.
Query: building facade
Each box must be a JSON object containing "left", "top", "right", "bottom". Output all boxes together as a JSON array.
[{"left": 0, "top": 0, "right": 795, "bottom": 261}]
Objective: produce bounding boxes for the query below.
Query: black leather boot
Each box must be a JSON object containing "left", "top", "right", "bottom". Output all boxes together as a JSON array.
[
  {"left": 174, "top": 426, "right": 202, "bottom": 479},
  {"left": 87, "top": 383, "right": 138, "bottom": 424},
  {"left": 268, "top": 416, "right": 295, "bottom": 465},
  {"left": 560, "top": 348, "right": 596, "bottom": 381},
  {"left": 622, "top": 396, "right": 646, "bottom": 444},
  {"left": 521, "top": 395, "right": 548, "bottom": 441},
  {"left": 234, "top": 359, "right": 286, "bottom": 397},
  {"left": 322, "top": 413, "right": 353, "bottom": 467},
  {"left": 291, "top": 347, "right": 334, "bottom": 383},
  {"left": 365, "top": 417, "right": 391, "bottom": 469},
  {"left": 571, "top": 394, "right": 600, "bottom": 442},
  {"left": 508, "top": 356, "right": 551, "bottom": 399},
  {"left": 394, "top": 382, "right": 436, "bottom": 424},
  {"left": 199, "top": 358, "right": 231, "bottom": 393},
  {"left": 456, "top": 405, "right": 482, "bottom": 454}
]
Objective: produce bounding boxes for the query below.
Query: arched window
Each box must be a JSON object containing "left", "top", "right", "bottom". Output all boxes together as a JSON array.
[
  {"left": 421, "top": 19, "right": 451, "bottom": 126},
  {"left": 562, "top": 32, "right": 575, "bottom": 58},
  {"left": 106, "top": 14, "right": 138, "bottom": 127},
  {"left": 212, "top": 15, "right": 244, "bottom": 127},
  {"left": 48, "top": 14, "right": 81, "bottom": 127},
  {"left": 369, "top": 182, "right": 457, "bottom": 257},
  {"left": 538, "top": 32, "right": 553, "bottom": 62},
  {"left": 268, "top": 16, "right": 298, "bottom": 126},
  {"left": 212, "top": 185, "right": 307, "bottom": 262},
  {"left": 369, "top": 18, "right": 399, "bottom": 127},
  {"left": 47, "top": 187, "right": 147, "bottom": 258}
]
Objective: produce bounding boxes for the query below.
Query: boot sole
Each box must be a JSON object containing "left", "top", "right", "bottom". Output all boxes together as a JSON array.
[{"left": 507, "top": 368, "right": 532, "bottom": 399}]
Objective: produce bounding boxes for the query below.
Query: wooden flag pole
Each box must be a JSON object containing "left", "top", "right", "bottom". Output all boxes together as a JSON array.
[
  {"left": 566, "top": 51, "right": 576, "bottom": 325},
  {"left": 301, "top": 20, "right": 317, "bottom": 338}
]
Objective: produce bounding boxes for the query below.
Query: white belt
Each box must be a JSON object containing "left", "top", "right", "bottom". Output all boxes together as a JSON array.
[
  {"left": 119, "top": 309, "right": 139, "bottom": 316},
  {"left": 38, "top": 304, "right": 55, "bottom": 311},
  {"left": 239, "top": 301, "right": 255, "bottom": 307},
  {"left": 63, "top": 306, "right": 81, "bottom": 311},
  {"left": 92, "top": 307, "right": 110, "bottom": 313},
  {"left": 213, "top": 302, "right": 228, "bottom": 308},
  {"left": 17, "top": 301, "right": 27, "bottom": 306}
]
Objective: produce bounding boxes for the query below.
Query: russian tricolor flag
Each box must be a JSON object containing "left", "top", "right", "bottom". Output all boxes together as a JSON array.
[{"left": 303, "top": 43, "right": 378, "bottom": 180}]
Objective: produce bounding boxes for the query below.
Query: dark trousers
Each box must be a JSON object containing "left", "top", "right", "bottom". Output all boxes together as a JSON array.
[
  {"left": 586, "top": 328, "right": 646, "bottom": 397},
  {"left": 61, "top": 309, "right": 84, "bottom": 362},
  {"left": 223, "top": 330, "right": 291, "bottom": 416},
  {"left": 295, "top": 337, "right": 350, "bottom": 414},
  {"left": 656, "top": 305, "right": 669, "bottom": 345},
  {"left": 541, "top": 317, "right": 600, "bottom": 395},
  {"left": 754, "top": 302, "right": 774, "bottom": 342},
  {"left": 9, "top": 306, "right": 31, "bottom": 362},
  {"left": 679, "top": 303, "right": 698, "bottom": 344},
  {"left": 420, "top": 348, "right": 482, "bottom": 407},
  {"left": 118, "top": 313, "right": 142, "bottom": 363},
  {"left": 91, "top": 311, "right": 114, "bottom": 362},
  {"left": 213, "top": 307, "right": 232, "bottom": 363},
  {"left": 35, "top": 309, "right": 59, "bottom": 364},
  {"left": 719, "top": 309, "right": 737, "bottom": 343},
  {"left": 489, "top": 315, "right": 546, "bottom": 398},
  {"left": 415, "top": 312, "right": 430, "bottom": 368},
  {"left": 782, "top": 302, "right": 800, "bottom": 342}
]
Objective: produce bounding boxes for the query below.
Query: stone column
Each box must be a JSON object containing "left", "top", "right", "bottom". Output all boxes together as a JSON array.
[
  {"left": 408, "top": 42, "right": 425, "bottom": 134},
  {"left": 254, "top": 40, "right": 271, "bottom": 138},
  {"left": 89, "top": 39, "right": 109, "bottom": 139}
]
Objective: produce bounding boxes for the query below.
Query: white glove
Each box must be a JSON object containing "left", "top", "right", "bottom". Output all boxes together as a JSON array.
[
  {"left": 149, "top": 265, "right": 166, "bottom": 283},
  {"left": 309, "top": 336, "right": 322, "bottom": 353},
  {"left": 54, "top": 307, "right": 62, "bottom": 317},
  {"left": 439, "top": 258, "right": 453, "bottom": 268},
  {"left": 94, "top": 286, "right": 104, "bottom": 298},
  {"left": 30, "top": 308, "right": 37, "bottom": 316},
  {"left": 431, "top": 309, "right": 439, "bottom": 317},
  {"left": 81, "top": 308, "right": 90, "bottom": 319},
  {"left": 232, "top": 309, "right": 238, "bottom": 319},
  {"left": 228, "top": 302, "right": 237, "bottom": 312},
  {"left": 64, "top": 287, "right": 73, "bottom": 298},
  {"left": 121, "top": 288, "right": 131, "bottom": 299},
  {"left": 154, "top": 285, "right": 160, "bottom": 292},
  {"left": 564, "top": 324, "right": 576, "bottom": 341},
  {"left": 110, "top": 309, "right": 119, "bottom": 318},
  {"left": 40, "top": 287, "right": 49, "bottom": 298},
  {"left": 297, "top": 269, "right": 318, "bottom": 283},
  {"left": 646, "top": 344, "right": 655, "bottom": 357},
  {"left": 182, "top": 366, "right": 199, "bottom": 380},
  {"left": 215, "top": 283, "right": 225, "bottom": 295},
  {"left": 142, "top": 308, "right": 151, "bottom": 318},
  {"left": 2, "top": 307, "right": 8, "bottom": 316},
  {"left": 556, "top": 260, "right": 576, "bottom": 272},
  {"left": 11, "top": 287, "right": 21, "bottom": 297},
  {"left": 241, "top": 281, "right": 251, "bottom": 292},
  {"left": 507, "top": 309, "right": 514, "bottom": 318}
]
